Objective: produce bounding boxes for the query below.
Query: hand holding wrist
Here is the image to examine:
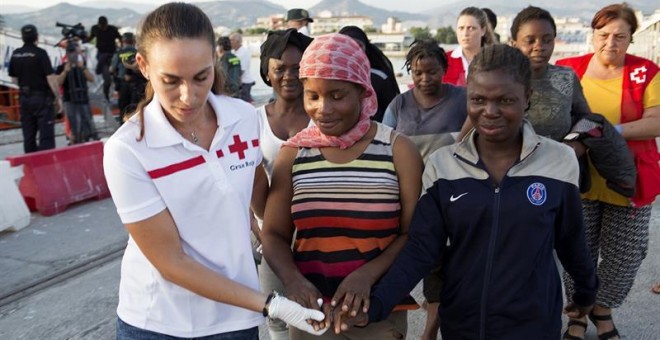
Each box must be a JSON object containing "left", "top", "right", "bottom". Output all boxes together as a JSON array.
[{"left": 267, "top": 294, "right": 327, "bottom": 335}]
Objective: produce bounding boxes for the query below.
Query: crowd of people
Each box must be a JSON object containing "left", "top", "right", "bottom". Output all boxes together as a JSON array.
[{"left": 8, "top": 1, "right": 658, "bottom": 339}]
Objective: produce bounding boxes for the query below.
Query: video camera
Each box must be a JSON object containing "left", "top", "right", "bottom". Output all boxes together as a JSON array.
[
  {"left": 54, "top": 22, "right": 88, "bottom": 66},
  {"left": 56, "top": 22, "right": 87, "bottom": 41}
]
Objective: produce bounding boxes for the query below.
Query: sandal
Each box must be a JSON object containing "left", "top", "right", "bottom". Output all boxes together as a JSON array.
[
  {"left": 588, "top": 311, "right": 620, "bottom": 340},
  {"left": 562, "top": 319, "right": 587, "bottom": 340},
  {"left": 652, "top": 282, "right": 660, "bottom": 294}
]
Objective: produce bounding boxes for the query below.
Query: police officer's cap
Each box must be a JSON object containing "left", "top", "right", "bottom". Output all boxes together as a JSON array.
[
  {"left": 122, "top": 32, "right": 135, "bottom": 42},
  {"left": 286, "top": 9, "right": 313, "bottom": 22},
  {"left": 21, "top": 24, "right": 38, "bottom": 38}
]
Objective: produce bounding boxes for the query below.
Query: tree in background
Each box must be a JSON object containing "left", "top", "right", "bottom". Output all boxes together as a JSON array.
[
  {"left": 435, "top": 26, "right": 458, "bottom": 44},
  {"left": 244, "top": 27, "right": 268, "bottom": 35},
  {"left": 409, "top": 26, "right": 431, "bottom": 41}
]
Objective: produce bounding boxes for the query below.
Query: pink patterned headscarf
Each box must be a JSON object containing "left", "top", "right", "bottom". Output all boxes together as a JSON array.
[{"left": 283, "top": 33, "right": 377, "bottom": 150}]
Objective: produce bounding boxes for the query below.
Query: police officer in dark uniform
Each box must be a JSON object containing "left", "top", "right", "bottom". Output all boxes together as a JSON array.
[
  {"left": 111, "top": 32, "right": 146, "bottom": 123},
  {"left": 8, "top": 24, "right": 62, "bottom": 153}
]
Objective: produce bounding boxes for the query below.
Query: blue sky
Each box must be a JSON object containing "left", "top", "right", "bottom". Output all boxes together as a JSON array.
[{"left": 2, "top": 0, "right": 445, "bottom": 12}]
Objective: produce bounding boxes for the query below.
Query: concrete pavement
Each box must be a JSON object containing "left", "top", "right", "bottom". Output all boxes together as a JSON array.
[{"left": 0, "top": 194, "right": 658, "bottom": 339}]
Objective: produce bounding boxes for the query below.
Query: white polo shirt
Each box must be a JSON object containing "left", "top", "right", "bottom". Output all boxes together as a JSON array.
[
  {"left": 103, "top": 93, "right": 263, "bottom": 337},
  {"left": 233, "top": 46, "right": 255, "bottom": 84}
]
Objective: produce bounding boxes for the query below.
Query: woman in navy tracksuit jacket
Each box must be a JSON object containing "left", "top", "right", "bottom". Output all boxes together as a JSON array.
[{"left": 333, "top": 45, "right": 598, "bottom": 339}]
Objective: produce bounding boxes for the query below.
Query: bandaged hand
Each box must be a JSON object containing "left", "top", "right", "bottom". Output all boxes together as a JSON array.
[{"left": 268, "top": 295, "right": 328, "bottom": 335}]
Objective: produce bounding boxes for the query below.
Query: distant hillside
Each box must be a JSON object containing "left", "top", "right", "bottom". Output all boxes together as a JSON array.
[
  {"left": 80, "top": 0, "right": 157, "bottom": 14},
  {"left": 3, "top": 0, "right": 656, "bottom": 39},
  {"left": 2, "top": 3, "right": 142, "bottom": 39},
  {"left": 194, "top": 1, "right": 287, "bottom": 29},
  {"left": 1, "top": 0, "right": 414, "bottom": 37},
  {"left": 2, "top": 5, "right": 39, "bottom": 14},
  {"left": 1, "top": 1, "right": 288, "bottom": 38},
  {"left": 310, "top": 0, "right": 427, "bottom": 25},
  {"left": 425, "top": 0, "right": 659, "bottom": 27}
]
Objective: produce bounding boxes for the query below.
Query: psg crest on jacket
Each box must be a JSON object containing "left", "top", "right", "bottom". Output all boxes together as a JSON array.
[{"left": 527, "top": 182, "right": 547, "bottom": 206}]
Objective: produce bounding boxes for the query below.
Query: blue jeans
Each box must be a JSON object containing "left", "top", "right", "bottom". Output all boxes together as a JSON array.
[
  {"left": 116, "top": 317, "right": 258, "bottom": 340},
  {"left": 96, "top": 52, "right": 114, "bottom": 100},
  {"left": 63, "top": 102, "right": 97, "bottom": 144}
]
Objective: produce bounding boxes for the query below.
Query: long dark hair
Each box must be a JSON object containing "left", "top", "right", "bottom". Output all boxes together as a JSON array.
[{"left": 133, "top": 2, "right": 220, "bottom": 141}]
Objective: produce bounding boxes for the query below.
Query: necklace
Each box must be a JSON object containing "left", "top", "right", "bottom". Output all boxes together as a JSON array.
[{"left": 191, "top": 131, "right": 199, "bottom": 145}]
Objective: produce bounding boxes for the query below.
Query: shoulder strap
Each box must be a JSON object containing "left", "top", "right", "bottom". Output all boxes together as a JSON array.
[
  {"left": 556, "top": 54, "right": 593, "bottom": 79},
  {"left": 390, "top": 130, "right": 401, "bottom": 145}
]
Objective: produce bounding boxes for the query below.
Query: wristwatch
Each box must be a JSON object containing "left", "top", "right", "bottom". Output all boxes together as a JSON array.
[
  {"left": 563, "top": 132, "right": 581, "bottom": 141},
  {"left": 262, "top": 290, "right": 280, "bottom": 317}
]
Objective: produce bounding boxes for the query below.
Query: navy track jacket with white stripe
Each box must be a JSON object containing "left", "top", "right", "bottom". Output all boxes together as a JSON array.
[{"left": 368, "top": 121, "right": 598, "bottom": 339}]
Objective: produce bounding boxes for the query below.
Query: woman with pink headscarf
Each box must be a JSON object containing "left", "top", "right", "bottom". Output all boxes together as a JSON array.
[{"left": 261, "top": 33, "right": 423, "bottom": 339}]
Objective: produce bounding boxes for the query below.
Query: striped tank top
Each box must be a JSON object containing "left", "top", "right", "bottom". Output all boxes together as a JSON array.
[{"left": 291, "top": 123, "right": 417, "bottom": 310}]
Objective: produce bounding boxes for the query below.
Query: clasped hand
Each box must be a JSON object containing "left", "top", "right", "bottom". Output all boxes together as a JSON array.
[
  {"left": 279, "top": 278, "right": 329, "bottom": 334},
  {"left": 281, "top": 272, "right": 375, "bottom": 335},
  {"left": 325, "top": 270, "right": 373, "bottom": 334}
]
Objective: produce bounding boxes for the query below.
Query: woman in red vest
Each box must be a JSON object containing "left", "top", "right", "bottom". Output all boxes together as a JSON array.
[
  {"left": 557, "top": 4, "right": 660, "bottom": 340},
  {"left": 442, "top": 7, "right": 497, "bottom": 87}
]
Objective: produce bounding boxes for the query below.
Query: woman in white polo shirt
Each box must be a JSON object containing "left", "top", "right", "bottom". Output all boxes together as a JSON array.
[{"left": 103, "top": 3, "right": 326, "bottom": 339}]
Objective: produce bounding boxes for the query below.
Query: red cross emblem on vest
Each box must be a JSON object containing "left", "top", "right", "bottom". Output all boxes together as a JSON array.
[
  {"left": 229, "top": 134, "right": 249, "bottom": 159},
  {"left": 630, "top": 66, "right": 647, "bottom": 85}
]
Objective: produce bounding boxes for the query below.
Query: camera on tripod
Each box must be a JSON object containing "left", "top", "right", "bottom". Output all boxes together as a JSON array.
[
  {"left": 54, "top": 22, "right": 88, "bottom": 65},
  {"left": 56, "top": 22, "right": 87, "bottom": 41}
]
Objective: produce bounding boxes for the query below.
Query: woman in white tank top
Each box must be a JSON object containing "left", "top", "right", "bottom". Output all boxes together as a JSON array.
[{"left": 254, "top": 29, "right": 313, "bottom": 340}]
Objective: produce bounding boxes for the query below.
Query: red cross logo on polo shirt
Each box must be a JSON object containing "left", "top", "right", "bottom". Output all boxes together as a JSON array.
[{"left": 229, "top": 134, "right": 249, "bottom": 159}]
